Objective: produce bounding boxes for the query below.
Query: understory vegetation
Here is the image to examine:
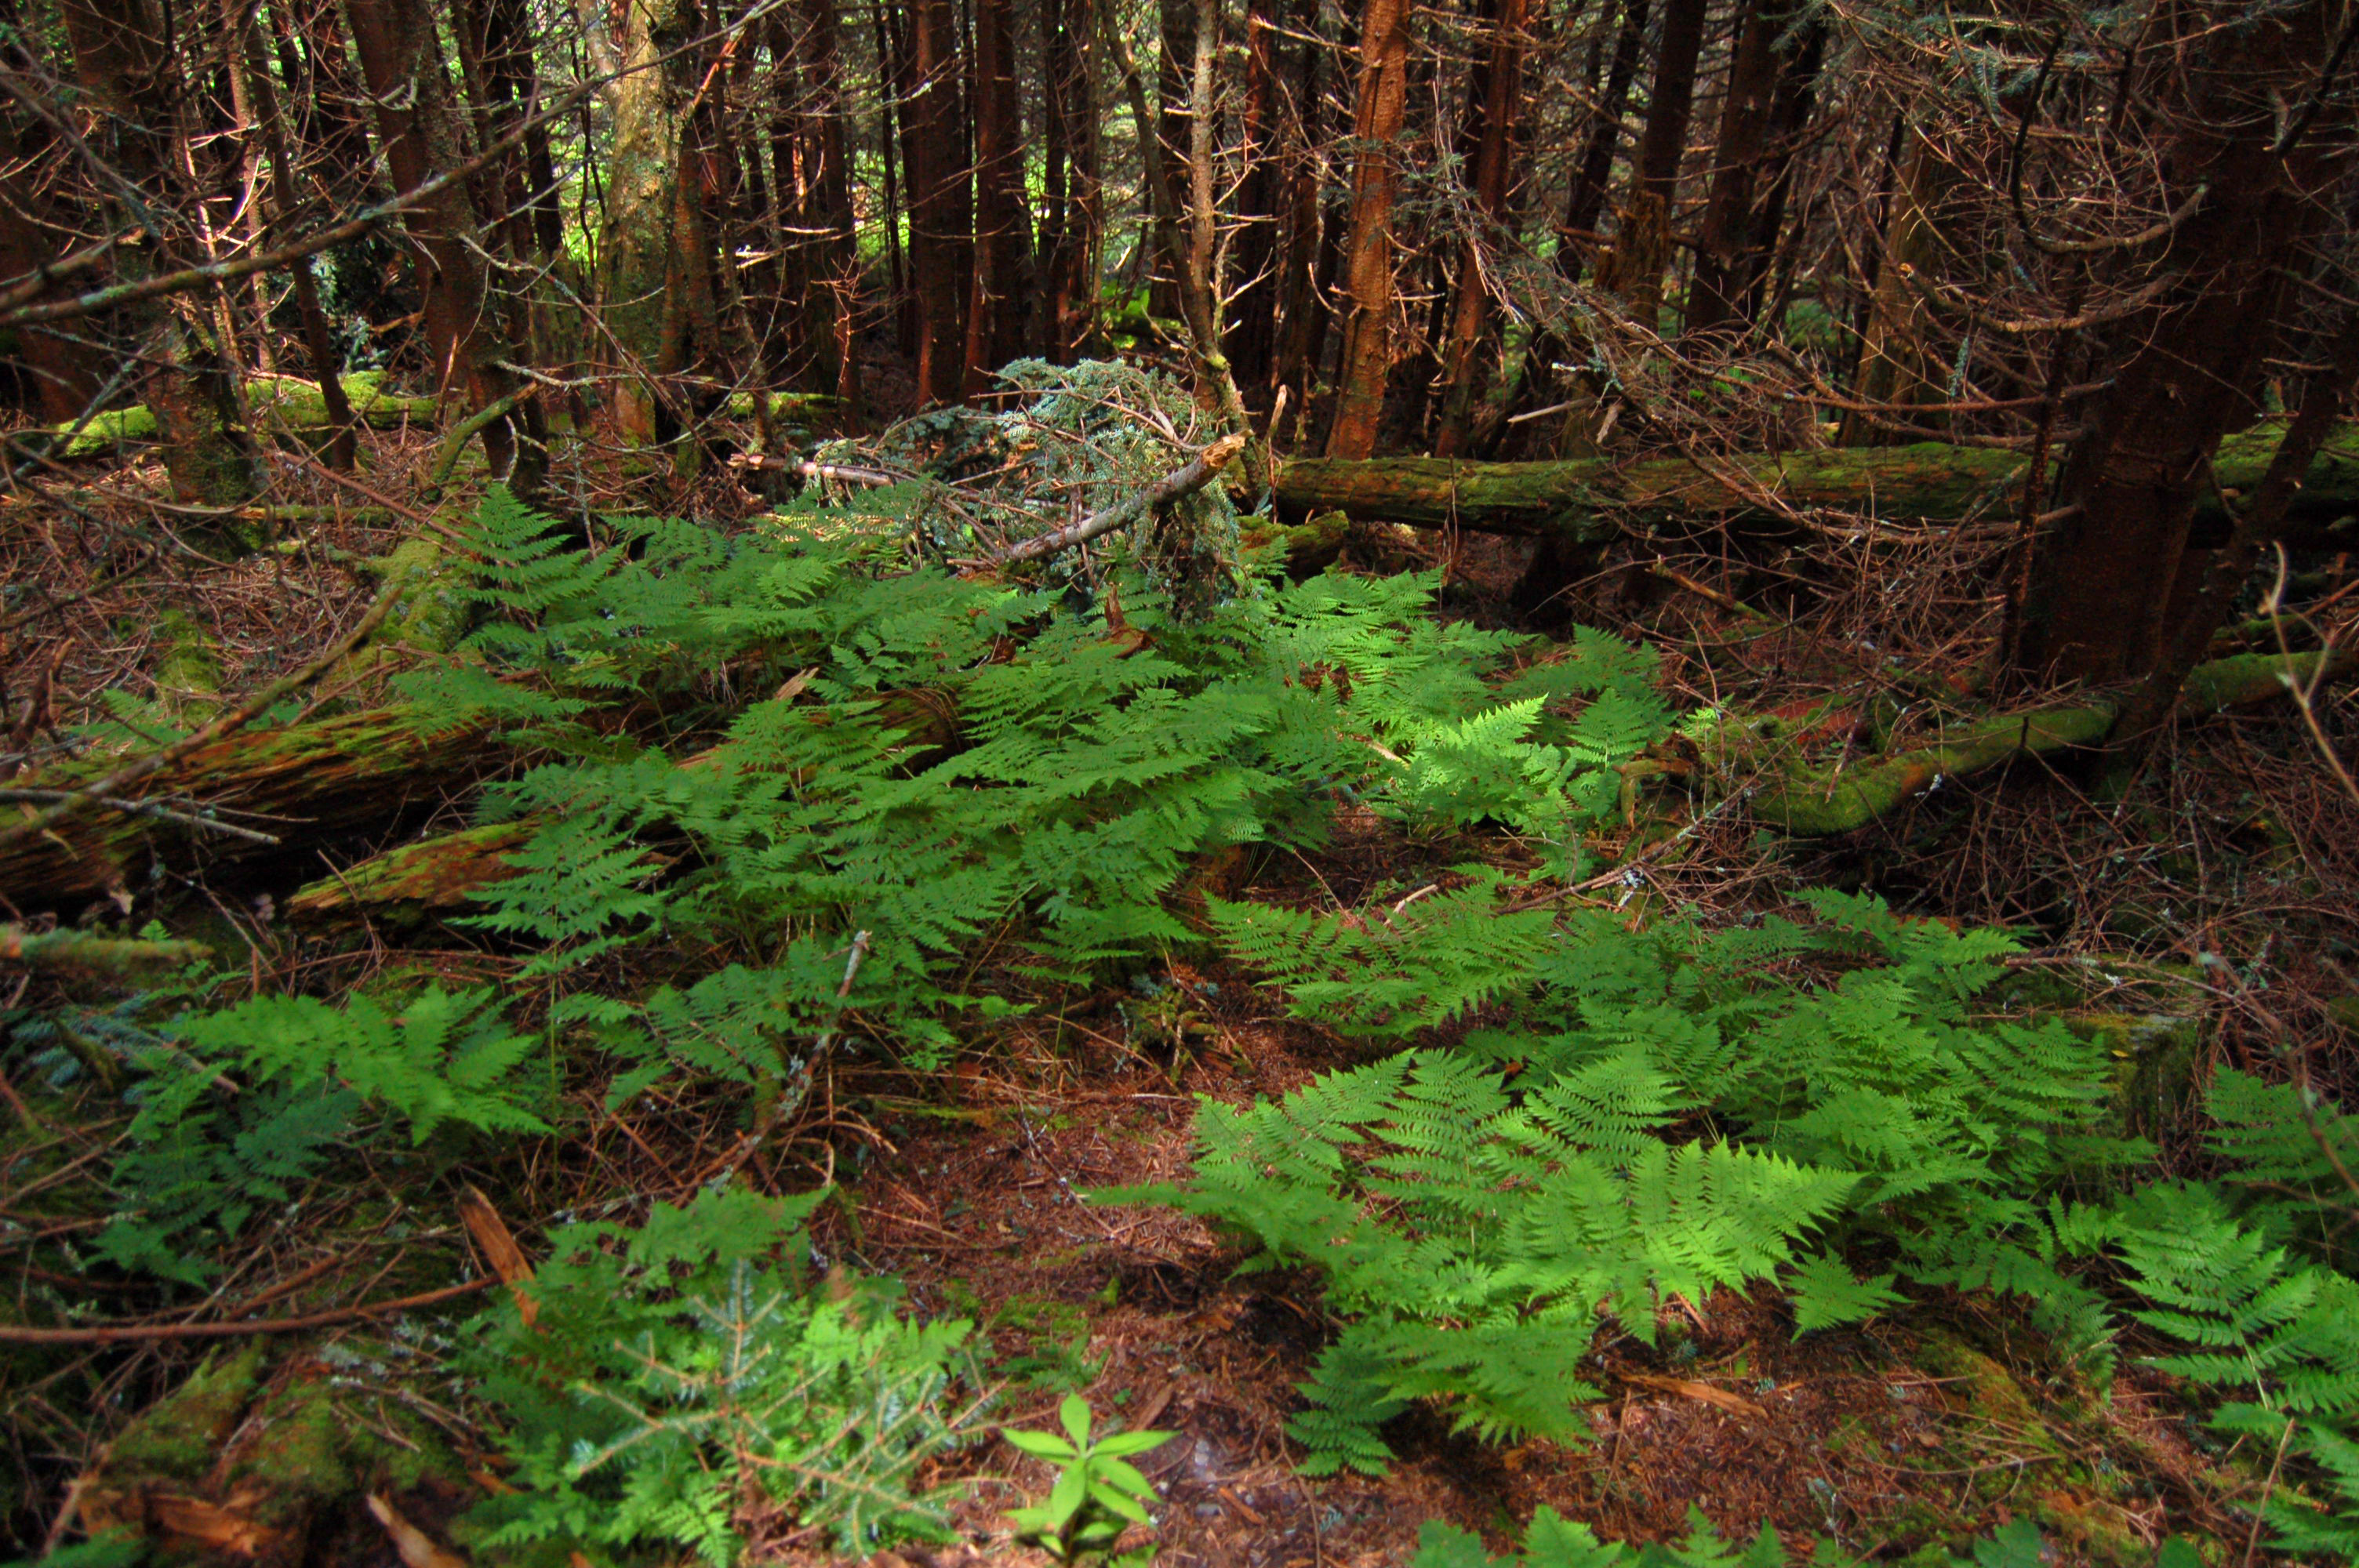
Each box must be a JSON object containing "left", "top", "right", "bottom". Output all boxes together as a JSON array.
[{"left": 8, "top": 397, "right": 2359, "bottom": 1561}]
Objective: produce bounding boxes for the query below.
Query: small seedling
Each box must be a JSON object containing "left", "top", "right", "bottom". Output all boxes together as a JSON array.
[{"left": 1003, "top": 1395, "right": 1175, "bottom": 1563}]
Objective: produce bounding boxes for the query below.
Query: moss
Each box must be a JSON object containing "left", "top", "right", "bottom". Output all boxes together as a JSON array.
[
  {"left": 152, "top": 611, "right": 224, "bottom": 724},
  {"left": 106, "top": 1344, "right": 269, "bottom": 1480},
  {"left": 53, "top": 373, "right": 438, "bottom": 458},
  {"left": 227, "top": 1374, "right": 457, "bottom": 1524}
]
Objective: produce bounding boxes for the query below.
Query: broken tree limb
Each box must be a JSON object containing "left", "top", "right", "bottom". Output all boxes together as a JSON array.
[
  {"left": 1748, "top": 647, "right": 2357, "bottom": 835},
  {"left": 1000, "top": 432, "right": 1249, "bottom": 563},
  {"left": 1273, "top": 423, "right": 2359, "bottom": 541}
]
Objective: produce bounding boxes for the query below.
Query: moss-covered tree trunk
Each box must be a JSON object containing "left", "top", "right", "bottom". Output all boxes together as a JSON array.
[
  {"left": 597, "top": 0, "right": 700, "bottom": 441},
  {"left": 1274, "top": 423, "right": 2359, "bottom": 541}
]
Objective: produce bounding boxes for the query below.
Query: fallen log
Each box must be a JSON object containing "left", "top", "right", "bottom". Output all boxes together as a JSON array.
[
  {"left": 1274, "top": 423, "right": 2359, "bottom": 541},
  {"left": 49, "top": 372, "right": 440, "bottom": 458},
  {"left": 1749, "top": 648, "right": 2357, "bottom": 835},
  {"left": 0, "top": 704, "right": 502, "bottom": 906}
]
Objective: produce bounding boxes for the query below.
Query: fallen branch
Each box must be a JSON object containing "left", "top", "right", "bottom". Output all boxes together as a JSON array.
[
  {"left": 999, "top": 432, "right": 1249, "bottom": 564},
  {"left": 0, "top": 1278, "right": 491, "bottom": 1345}
]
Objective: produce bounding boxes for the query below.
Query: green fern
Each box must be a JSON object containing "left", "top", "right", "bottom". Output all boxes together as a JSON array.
[{"left": 1107, "top": 1049, "right": 1856, "bottom": 1472}]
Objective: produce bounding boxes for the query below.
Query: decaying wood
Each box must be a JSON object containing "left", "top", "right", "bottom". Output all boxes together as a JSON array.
[
  {"left": 0, "top": 704, "right": 501, "bottom": 905},
  {"left": 1274, "top": 424, "right": 2359, "bottom": 542},
  {"left": 1750, "top": 648, "right": 2357, "bottom": 834},
  {"left": 0, "top": 926, "right": 213, "bottom": 971}
]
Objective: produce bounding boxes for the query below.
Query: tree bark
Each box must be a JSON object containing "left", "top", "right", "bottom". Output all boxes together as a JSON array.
[
  {"left": 56, "top": 0, "right": 260, "bottom": 509},
  {"left": 231, "top": 0, "right": 358, "bottom": 470},
  {"left": 2012, "top": 0, "right": 2354, "bottom": 685},
  {"left": 1226, "top": 0, "right": 1283, "bottom": 392},
  {"left": 1683, "top": 0, "right": 1789, "bottom": 343},
  {"left": 343, "top": 0, "right": 539, "bottom": 489},
  {"left": 905, "top": 0, "right": 969, "bottom": 405},
  {"left": 1834, "top": 123, "right": 1952, "bottom": 445},
  {"left": 1432, "top": 0, "right": 1526, "bottom": 457},
  {"left": 594, "top": 0, "right": 700, "bottom": 442},
  {"left": 1593, "top": 0, "right": 1707, "bottom": 321},
  {"left": 962, "top": 0, "right": 1029, "bottom": 390},
  {"left": 1324, "top": 0, "right": 1411, "bottom": 459},
  {"left": 796, "top": 0, "right": 862, "bottom": 409}
]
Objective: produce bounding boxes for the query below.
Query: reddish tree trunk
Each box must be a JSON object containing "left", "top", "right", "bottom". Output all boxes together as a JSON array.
[
  {"left": 1324, "top": 0, "right": 1410, "bottom": 459},
  {"left": 1594, "top": 0, "right": 1707, "bottom": 319},
  {"left": 904, "top": 0, "right": 969, "bottom": 405},
  {"left": 1433, "top": 0, "right": 1527, "bottom": 457},
  {"left": 0, "top": 128, "right": 101, "bottom": 423},
  {"left": 797, "top": 0, "right": 862, "bottom": 407},
  {"left": 2013, "top": 0, "right": 2352, "bottom": 685},
  {"left": 343, "top": 0, "right": 538, "bottom": 489},
  {"left": 963, "top": 0, "right": 1027, "bottom": 390}
]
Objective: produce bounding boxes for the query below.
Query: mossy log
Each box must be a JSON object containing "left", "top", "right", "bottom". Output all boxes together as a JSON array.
[
  {"left": 284, "top": 690, "right": 966, "bottom": 924},
  {"left": 0, "top": 705, "right": 501, "bottom": 905},
  {"left": 53, "top": 372, "right": 440, "bottom": 458},
  {"left": 1274, "top": 423, "right": 2359, "bottom": 541},
  {"left": 0, "top": 924, "right": 213, "bottom": 971},
  {"left": 1750, "top": 648, "right": 2356, "bottom": 834}
]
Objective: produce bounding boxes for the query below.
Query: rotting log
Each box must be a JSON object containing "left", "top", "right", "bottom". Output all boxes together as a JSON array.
[
  {"left": 285, "top": 688, "right": 968, "bottom": 924},
  {"left": 0, "top": 925, "right": 213, "bottom": 971},
  {"left": 1274, "top": 423, "right": 2359, "bottom": 541},
  {"left": 50, "top": 372, "right": 440, "bottom": 458},
  {"left": 0, "top": 705, "right": 501, "bottom": 906},
  {"left": 1750, "top": 648, "right": 2357, "bottom": 835}
]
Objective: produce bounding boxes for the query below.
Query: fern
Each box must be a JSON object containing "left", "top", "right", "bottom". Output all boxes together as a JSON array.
[
  {"left": 465, "top": 1187, "right": 985, "bottom": 1561},
  {"left": 87, "top": 985, "right": 549, "bottom": 1281},
  {"left": 1107, "top": 1049, "right": 1857, "bottom": 1472}
]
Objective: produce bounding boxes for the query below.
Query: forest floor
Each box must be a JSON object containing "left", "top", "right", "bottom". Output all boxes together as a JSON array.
[{"left": 5, "top": 405, "right": 2357, "bottom": 1566}]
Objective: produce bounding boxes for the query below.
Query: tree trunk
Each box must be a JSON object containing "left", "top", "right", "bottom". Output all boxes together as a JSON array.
[
  {"left": 906, "top": 0, "right": 969, "bottom": 405},
  {"left": 231, "top": 0, "right": 358, "bottom": 470},
  {"left": 1274, "top": 423, "right": 2359, "bottom": 541},
  {"left": 1041, "top": 0, "right": 1102, "bottom": 361},
  {"left": 1226, "top": 0, "right": 1283, "bottom": 393},
  {"left": 594, "top": 0, "right": 699, "bottom": 441},
  {"left": 0, "top": 129, "right": 101, "bottom": 424},
  {"left": 797, "top": 0, "right": 862, "bottom": 408},
  {"left": 1682, "top": 0, "right": 1782, "bottom": 343},
  {"left": 1561, "top": 0, "right": 1645, "bottom": 258},
  {"left": 1834, "top": 124, "right": 1951, "bottom": 445},
  {"left": 56, "top": 0, "right": 260, "bottom": 510},
  {"left": 1270, "top": 17, "right": 1330, "bottom": 420},
  {"left": 1593, "top": 0, "right": 1706, "bottom": 322},
  {"left": 963, "top": 0, "right": 1027, "bottom": 390},
  {"left": 1432, "top": 0, "right": 1526, "bottom": 457},
  {"left": 343, "top": 0, "right": 539, "bottom": 489},
  {"left": 1323, "top": 0, "right": 1411, "bottom": 459},
  {"left": 2012, "top": 0, "right": 2351, "bottom": 686}
]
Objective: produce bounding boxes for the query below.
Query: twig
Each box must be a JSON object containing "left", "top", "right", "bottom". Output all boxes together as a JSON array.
[
  {"left": 0, "top": 1278, "right": 490, "bottom": 1344},
  {"left": 0, "top": 788, "right": 279, "bottom": 844},
  {"left": 998, "top": 434, "right": 1248, "bottom": 564},
  {"left": 0, "top": 583, "right": 399, "bottom": 853}
]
